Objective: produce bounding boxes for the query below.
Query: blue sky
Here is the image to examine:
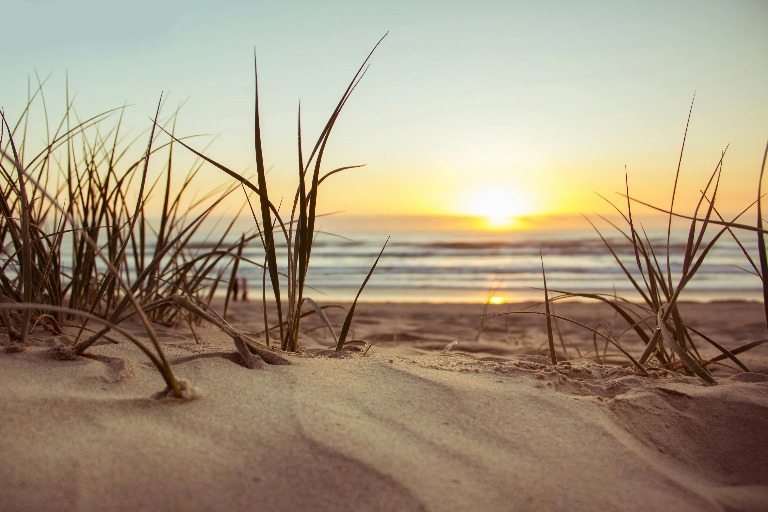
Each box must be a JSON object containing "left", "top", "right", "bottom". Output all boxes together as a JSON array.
[{"left": 2, "top": 0, "right": 767, "bottom": 229}]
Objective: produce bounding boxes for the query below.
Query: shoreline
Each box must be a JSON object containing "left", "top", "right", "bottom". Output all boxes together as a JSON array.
[{"left": 230, "top": 299, "right": 768, "bottom": 373}]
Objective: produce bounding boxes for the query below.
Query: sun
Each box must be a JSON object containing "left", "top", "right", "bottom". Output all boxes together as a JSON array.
[{"left": 462, "top": 187, "right": 532, "bottom": 229}]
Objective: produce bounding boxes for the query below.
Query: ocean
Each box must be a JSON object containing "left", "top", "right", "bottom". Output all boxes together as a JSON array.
[{"left": 229, "top": 226, "right": 764, "bottom": 304}]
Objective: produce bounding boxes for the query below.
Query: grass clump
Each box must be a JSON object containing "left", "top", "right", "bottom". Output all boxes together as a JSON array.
[
  {"left": 0, "top": 81, "right": 280, "bottom": 396},
  {"left": 505, "top": 101, "right": 768, "bottom": 382},
  {"left": 0, "top": 93, "right": 199, "bottom": 396},
  {"left": 162, "top": 35, "right": 389, "bottom": 354},
  {"left": 0, "top": 39, "right": 387, "bottom": 395}
]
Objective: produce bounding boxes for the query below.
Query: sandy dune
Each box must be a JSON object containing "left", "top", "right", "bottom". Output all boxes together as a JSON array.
[{"left": 1, "top": 300, "right": 766, "bottom": 511}]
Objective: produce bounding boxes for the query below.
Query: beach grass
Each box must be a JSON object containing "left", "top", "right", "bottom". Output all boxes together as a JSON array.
[
  {"left": 159, "top": 34, "right": 389, "bottom": 354},
  {"left": 0, "top": 38, "right": 389, "bottom": 395},
  {"left": 508, "top": 102, "right": 768, "bottom": 382},
  {"left": 0, "top": 79, "right": 269, "bottom": 395},
  {"left": 3, "top": 41, "right": 765, "bottom": 396}
]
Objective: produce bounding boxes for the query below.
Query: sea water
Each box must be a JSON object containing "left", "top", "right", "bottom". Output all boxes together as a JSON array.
[
  {"left": 43, "top": 225, "right": 762, "bottom": 304},
  {"left": 231, "top": 227, "right": 763, "bottom": 303}
]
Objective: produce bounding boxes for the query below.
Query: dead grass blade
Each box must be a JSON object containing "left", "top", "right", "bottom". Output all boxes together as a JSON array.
[
  {"left": 336, "top": 237, "right": 388, "bottom": 351},
  {"left": 540, "top": 254, "right": 556, "bottom": 365},
  {"left": 756, "top": 140, "right": 768, "bottom": 327}
]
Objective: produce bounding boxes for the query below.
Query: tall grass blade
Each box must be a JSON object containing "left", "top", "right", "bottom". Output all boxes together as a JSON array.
[
  {"left": 667, "top": 95, "right": 695, "bottom": 290},
  {"left": 540, "top": 254, "right": 556, "bottom": 365},
  {"left": 223, "top": 235, "right": 245, "bottom": 319},
  {"left": 1, "top": 113, "right": 32, "bottom": 344},
  {"left": 75, "top": 97, "right": 162, "bottom": 339},
  {"left": 336, "top": 237, "right": 388, "bottom": 351},
  {"left": 252, "top": 51, "right": 286, "bottom": 349},
  {"left": 756, "top": 140, "right": 768, "bottom": 328}
]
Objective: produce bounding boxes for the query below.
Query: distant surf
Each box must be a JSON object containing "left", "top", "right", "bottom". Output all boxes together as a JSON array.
[
  {"left": 243, "top": 227, "right": 763, "bottom": 303},
  {"left": 55, "top": 226, "right": 761, "bottom": 304}
]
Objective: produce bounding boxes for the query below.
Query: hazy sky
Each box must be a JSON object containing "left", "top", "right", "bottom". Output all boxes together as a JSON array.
[{"left": 2, "top": 0, "right": 766, "bottom": 230}]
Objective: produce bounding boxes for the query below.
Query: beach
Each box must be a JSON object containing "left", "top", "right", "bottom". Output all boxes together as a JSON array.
[
  {"left": 1, "top": 299, "right": 766, "bottom": 511},
  {"left": 3, "top": 2, "right": 767, "bottom": 510}
]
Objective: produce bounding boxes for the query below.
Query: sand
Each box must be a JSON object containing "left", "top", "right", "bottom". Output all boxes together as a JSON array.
[{"left": 1, "top": 300, "right": 767, "bottom": 511}]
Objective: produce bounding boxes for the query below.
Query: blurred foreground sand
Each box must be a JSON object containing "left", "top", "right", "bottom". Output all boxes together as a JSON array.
[{"left": 1, "top": 300, "right": 766, "bottom": 511}]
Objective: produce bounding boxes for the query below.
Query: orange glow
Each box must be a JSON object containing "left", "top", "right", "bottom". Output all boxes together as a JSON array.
[
  {"left": 461, "top": 187, "right": 533, "bottom": 230},
  {"left": 488, "top": 296, "right": 506, "bottom": 305}
]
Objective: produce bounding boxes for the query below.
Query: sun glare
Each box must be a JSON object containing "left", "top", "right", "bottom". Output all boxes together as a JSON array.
[{"left": 462, "top": 187, "right": 532, "bottom": 230}]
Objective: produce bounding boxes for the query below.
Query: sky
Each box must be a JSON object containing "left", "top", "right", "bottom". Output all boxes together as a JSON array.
[{"left": 2, "top": 0, "right": 767, "bottom": 232}]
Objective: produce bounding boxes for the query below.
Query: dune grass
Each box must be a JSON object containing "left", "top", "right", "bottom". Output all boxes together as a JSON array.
[
  {"left": 0, "top": 78, "right": 287, "bottom": 396},
  {"left": 507, "top": 103, "right": 768, "bottom": 382},
  {"left": 7, "top": 40, "right": 763, "bottom": 394},
  {"left": 1, "top": 40, "right": 388, "bottom": 395},
  {"left": 160, "top": 35, "right": 389, "bottom": 354}
]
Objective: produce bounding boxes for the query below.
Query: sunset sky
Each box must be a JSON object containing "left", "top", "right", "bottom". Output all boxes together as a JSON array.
[{"left": 2, "top": 0, "right": 766, "bottom": 231}]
